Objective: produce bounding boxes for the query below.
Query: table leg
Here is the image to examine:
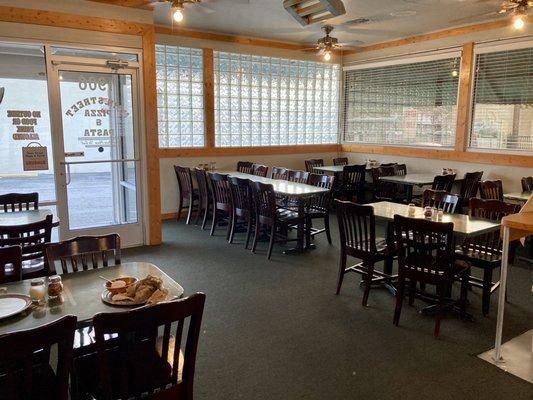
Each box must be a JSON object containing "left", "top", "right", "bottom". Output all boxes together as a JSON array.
[
  {"left": 283, "top": 199, "right": 306, "bottom": 255},
  {"left": 406, "top": 186, "right": 413, "bottom": 203}
]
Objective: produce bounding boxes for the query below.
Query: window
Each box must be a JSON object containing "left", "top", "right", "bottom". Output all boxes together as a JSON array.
[
  {"left": 469, "top": 44, "right": 533, "bottom": 152},
  {"left": 156, "top": 45, "right": 204, "bottom": 148},
  {"left": 343, "top": 55, "right": 460, "bottom": 147},
  {"left": 214, "top": 52, "right": 340, "bottom": 147}
]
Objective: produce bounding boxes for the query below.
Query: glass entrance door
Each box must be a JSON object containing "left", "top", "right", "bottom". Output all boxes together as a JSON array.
[{"left": 53, "top": 66, "right": 143, "bottom": 246}]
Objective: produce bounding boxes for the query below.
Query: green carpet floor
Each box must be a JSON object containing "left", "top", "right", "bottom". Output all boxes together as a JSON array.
[{"left": 123, "top": 218, "right": 532, "bottom": 400}]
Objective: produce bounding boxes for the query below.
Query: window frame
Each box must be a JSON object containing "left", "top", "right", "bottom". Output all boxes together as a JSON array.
[
  {"left": 467, "top": 38, "right": 533, "bottom": 155},
  {"left": 342, "top": 48, "right": 462, "bottom": 149}
]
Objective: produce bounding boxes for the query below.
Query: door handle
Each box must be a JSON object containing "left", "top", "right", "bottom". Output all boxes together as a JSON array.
[{"left": 65, "top": 163, "right": 71, "bottom": 186}]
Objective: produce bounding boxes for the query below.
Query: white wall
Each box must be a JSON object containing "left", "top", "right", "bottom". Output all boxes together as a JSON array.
[{"left": 160, "top": 152, "right": 339, "bottom": 214}]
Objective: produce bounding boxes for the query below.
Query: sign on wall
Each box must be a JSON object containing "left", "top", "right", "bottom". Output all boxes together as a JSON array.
[{"left": 22, "top": 142, "right": 48, "bottom": 171}]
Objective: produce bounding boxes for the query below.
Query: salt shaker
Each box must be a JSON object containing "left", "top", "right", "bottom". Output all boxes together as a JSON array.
[
  {"left": 407, "top": 203, "right": 416, "bottom": 217},
  {"left": 437, "top": 209, "right": 444, "bottom": 221},
  {"left": 29, "top": 278, "right": 46, "bottom": 303}
]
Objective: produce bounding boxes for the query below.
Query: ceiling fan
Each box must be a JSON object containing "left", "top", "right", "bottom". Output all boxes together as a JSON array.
[
  {"left": 451, "top": 0, "right": 531, "bottom": 29},
  {"left": 150, "top": 0, "right": 252, "bottom": 24},
  {"left": 305, "top": 25, "right": 355, "bottom": 61}
]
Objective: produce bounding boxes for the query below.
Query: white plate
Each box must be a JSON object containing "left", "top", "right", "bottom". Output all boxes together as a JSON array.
[
  {"left": 0, "top": 294, "right": 33, "bottom": 320},
  {"left": 101, "top": 290, "right": 147, "bottom": 307}
]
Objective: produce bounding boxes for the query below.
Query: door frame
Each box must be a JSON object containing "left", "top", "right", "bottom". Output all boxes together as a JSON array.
[{"left": 45, "top": 46, "right": 147, "bottom": 247}]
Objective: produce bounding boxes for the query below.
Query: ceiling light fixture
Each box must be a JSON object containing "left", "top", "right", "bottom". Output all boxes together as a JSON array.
[
  {"left": 173, "top": 5, "right": 184, "bottom": 23},
  {"left": 513, "top": 14, "right": 525, "bottom": 29},
  {"left": 323, "top": 51, "right": 332, "bottom": 61}
]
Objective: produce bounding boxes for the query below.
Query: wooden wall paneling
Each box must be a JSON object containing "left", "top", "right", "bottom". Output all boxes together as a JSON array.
[
  {"left": 455, "top": 42, "right": 474, "bottom": 152},
  {"left": 203, "top": 48, "right": 215, "bottom": 149}
]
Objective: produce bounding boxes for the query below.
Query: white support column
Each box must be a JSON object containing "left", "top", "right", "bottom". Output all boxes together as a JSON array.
[{"left": 494, "top": 225, "right": 510, "bottom": 362}]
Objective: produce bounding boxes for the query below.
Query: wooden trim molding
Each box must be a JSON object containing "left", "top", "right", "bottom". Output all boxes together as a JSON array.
[
  {"left": 202, "top": 48, "right": 215, "bottom": 149},
  {"left": 454, "top": 42, "right": 474, "bottom": 152},
  {"left": 157, "top": 144, "right": 340, "bottom": 158},
  {"left": 343, "top": 16, "right": 533, "bottom": 55},
  {"left": 341, "top": 144, "right": 533, "bottom": 168}
]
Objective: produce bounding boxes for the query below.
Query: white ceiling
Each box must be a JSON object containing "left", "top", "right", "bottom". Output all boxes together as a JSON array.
[{"left": 152, "top": 0, "right": 510, "bottom": 46}]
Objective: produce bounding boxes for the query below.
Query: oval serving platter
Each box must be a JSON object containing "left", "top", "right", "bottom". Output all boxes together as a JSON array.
[
  {"left": 100, "top": 290, "right": 147, "bottom": 307},
  {"left": 0, "top": 294, "right": 33, "bottom": 320}
]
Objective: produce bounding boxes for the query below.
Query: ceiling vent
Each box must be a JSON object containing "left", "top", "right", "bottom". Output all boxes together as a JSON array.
[{"left": 283, "top": 0, "right": 346, "bottom": 26}]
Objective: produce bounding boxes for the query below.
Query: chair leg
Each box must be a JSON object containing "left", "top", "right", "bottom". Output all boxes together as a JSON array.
[
  {"left": 194, "top": 197, "right": 201, "bottom": 225},
  {"left": 201, "top": 201, "right": 209, "bottom": 230},
  {"left": 226, "top": 212, "right": 233, "bottom": 241},
  {"left": 186, "top": 195, "right": 194, "bottom": 225},
  {"left": 482, "top": 268, "right": 493, "bottom": 317},
  {"left": 459, "top": 271, "right": 469, "bottom": 319},
  {"left": 393, "top": 277, "right": 405, "bottom": 326},
  {"left": 228, "top": 212, "right": 236, "bottom": 243},
  {"left": 251, "top": 220, "right": 260, "bottom": 253},
  {"left": 362, "top": 262, "right": 374, "bottom": 307},
  {"left": 267, "top": 223, "right": 276, "bottom": 260},
  {"left": 434, "top": 284, "right": 445, "bottom": 338},
  {"left": 210, "top": 206, "right": 217, "bottom": 236},
  {"left": 408, "top": 280, "right": 416, "bottom": 306},
  {"left": 324, "top": 212, "right": 332, "bottom": 245},
  {"left": 336, "top": 252, "right": 347, "bottom": 295},
  {"left": 176, "top": 195, "right": 183, "bottom": 222},
  {"left": 245, "top": 217, "right": 253, "bottom": 249}
]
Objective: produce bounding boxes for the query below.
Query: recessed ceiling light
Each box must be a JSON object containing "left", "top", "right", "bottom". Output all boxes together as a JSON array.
[{"left": 390, "top": 10, "right": 417, "bottom": 18}]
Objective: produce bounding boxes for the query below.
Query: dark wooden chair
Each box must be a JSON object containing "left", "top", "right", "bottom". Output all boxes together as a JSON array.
[
  {"left": 228, "top": 177, "right": 254, "bottom": 248},
  {"left": 271, "top": 166, "right": 289, "bottom": 180},
  {"left": 521, "top": 176, "right": 533, "bottom": 191},
  {"left": 455, "top": 198, "right": 520, "bottom": 316},
  {"left": 392, "top": 164, "right": 409, "bottom": 202},
  {"left": 76, "top": 294, "right": 205, "bottom": 400},
  {"left": 287, "top": 169, "right": 310, "bottom": 184},
  {"left": 371, "top": 166, "right": 397, "bottom": 202},
  {"left": 0, "top": 214, "right": 52, "bottom": 279},
  {"left": 458, "top": 171, "right": 483, "bottom": 213},
  {"left": 335, "top": 200, "right": 396, "bottom": 305},
  {"left": 193, "top": 167, "right": 211, "bottom": 230},
  {"left": 480, "top": 179, "right": 504, "bottom": 201},
  {"left": 208, "top": 173, "right": 232, "bottom": 238},
  {"left": 252, "top": 164, "right": 269, "bottom": 177},
  {"left": 0, "top": 192, "right": 39, "bottom": 212},
  {"left": 339, "top": 164, "right": 366, "bottom": 202},
  {"left": 306, "top": 174, "right": 335, "bottom": 244},
  {"left": 304, "top": 159, "right": 324, "bottom": 173},
  {"left": 393, "top": 215, "right": 469, "bottom": 338},
  {"left": 250, "top": 181, "right": 300, "bottom": 260},
  {"left": 432, "top": 174, "right": 456, "bottom": 192},
  {"left": 236, "top": 161, "right": 254, "bottom": 174},
  {"left": 0, "top": 315, "right": 77, "bottom": 400},
  {"left": 333, "top": 157, "right": 348, "bottom": 166},
  {"left": 174, "top": 166, "right": 198, "bottom": 225},
  {"left": 422, "top": 190, "right": 459, "bottom": 213},
  {"left": 0, "top": 245, "right": 22, "bottom": 284},
  {"left": 44, "top": 234, "right": 121, "bottom": 275}
]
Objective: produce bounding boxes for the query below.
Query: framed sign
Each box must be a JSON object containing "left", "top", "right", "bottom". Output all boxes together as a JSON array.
[{"left": 22, "top": 142, "right": 48, "bottom": 171}]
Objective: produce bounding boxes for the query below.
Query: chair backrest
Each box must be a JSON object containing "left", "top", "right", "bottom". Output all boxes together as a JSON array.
[
  {"left": 380, "top": 163, "right": 397, "bottom": 167},
  {"left": 208, "top": 173, "right": 231, "bottom": 211},
  {"left": 336, "top": 200, "right": 377, "bottom": 259},
  {"left": 479, "top": 179, "right": 504, "bottom": 201},
  {"left": 92, "top": 294, "right": 205, "bottom": 400},
  {"left": 422, "top": 190, "right": 459, "bottom": 213},
  {"left": 174, "top": 166, "right": 194, "bottom": 198},
  {"left": 459, "top": 171, "right": 483, "bottom": 203},
  {"left": 0, "top": 192, "right": 39, "bottom": 212},
  {"left": 342, "top": 164, "right": 366, "bottom": 191},
  {"left": 45, "top": 234, "right": 121, "bottom": 275},
  {"left": 270, "top": 166, "right": 289, "bottom": 180},
  {"left": 236, "top": 161, "right": 254, "bottom": 174},
  {"left": 287, "top": 169, "right": 310, "bottom": 184},
  {"left": 307, "top": 174, "right": 334, "bottom": 212},
  {"left": 252, "top": 164, "right": 269, "bottom": 177},
  {"left": 394, "top": 215, "right": 454, "bottom": 278},
  {"left": 333, "top": 157, "right": 348, "bottom": 166},
  {"left": 0, "top": 245, "right": 22, "bottom": 284},
  {"left": 304, "top": 159, "right": 324, "bottom": 173},
  {"left": 464, "top": 198, "right": 520, "bottom": 259},
  {"left": 521, "top": 176, "right": 533, "bottom": 192},
  {"left": 250, "top": 181, "right": 277, "bottom": 224},
  {"left": 0, "top": 315, "right": 77, "bottom": 400},
  {"left": 394, "top": 164, "right": 407, "bottom": 176},
  {"left": 432, "top": 174, "right": 456, "bottom": 192},
  {"left": 193, "top": 168, "right": 209, "bottom": 201},
  {"left": 228, "top": 177, "right": 253, "bottom": 216},
  {"left": 0, "top": 215, "right": 52, "bottom": 265},
  {"left": 371, "top": 166, "right": 397, "bottom": 199}
]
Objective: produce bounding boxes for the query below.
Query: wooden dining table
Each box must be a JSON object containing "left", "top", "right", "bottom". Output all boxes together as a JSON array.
[
  {"left": 0, "top": 209, "right": 60, "bottom": 227},
  {"left": 219, "top": 171, "right": 330, "bottom": 254},
  {"left": 0, "top": 262, "right": 184, "bottom": 335},
  {"left": 503, "top": 191, "right": 532, "bottom": 203}
]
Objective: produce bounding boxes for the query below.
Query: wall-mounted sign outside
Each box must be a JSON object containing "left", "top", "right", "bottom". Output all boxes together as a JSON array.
[{"left": 22, "top": 142, "right": 48, "bottom": 171}]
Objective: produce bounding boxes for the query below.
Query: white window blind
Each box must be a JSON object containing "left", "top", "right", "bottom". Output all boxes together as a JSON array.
[
  {"left": 214, "top": 51, "right": 340, "bottom": 147},
  {"left": 156, "top": 45, "right": 204, "bottom": 148},
  {"left": 343, "top": 56, "right": 460, "bottom": 147},
  {"left": 469, "top": 46, "right": 533, "bottom": 152}
]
